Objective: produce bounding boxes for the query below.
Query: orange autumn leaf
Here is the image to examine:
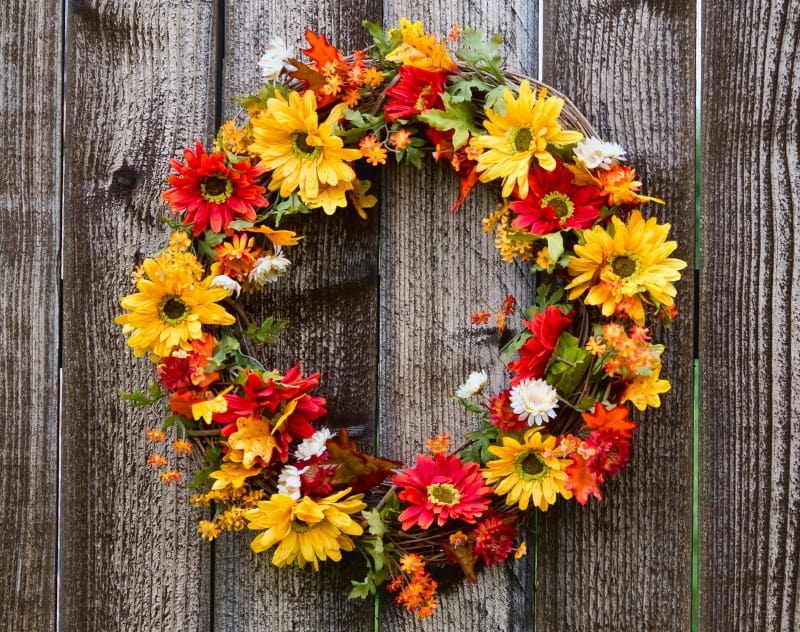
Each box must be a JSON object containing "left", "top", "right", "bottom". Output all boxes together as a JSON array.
[
  {"left": 565, "top": 454, "right": 602, "bottom": 505},
  {"left": 301, "top": 30, "right": 345, "bottom": 71},
  {"left": 286, "top": 59, "right": 328, "bottom": 92},
  {"left": 581, "top": 402, "right": 637, "bottom": 439},
  {"left": 244, "top": 225, "right": 301, "bottom": 247},
  {"left": 227, "top": 415, "right": 281, "bottom": 468},
  {"left": 326, "top": 428, "right": 401, "bottom": 492}
]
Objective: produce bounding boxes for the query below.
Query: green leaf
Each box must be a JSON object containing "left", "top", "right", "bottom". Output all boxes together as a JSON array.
[
  {"left": 196, "top": 229, "right": 226, "bottom": 260},
  {"left": 120, "top": 382, "right": 166, "bottom": 408},
  {"left": 544, "top": 231, "right": 565, "bottom": 263},
  {"left": 484, "top": 85, "right": 507, "bottom": 113},
  {"left": 363, "top": 508, "right": 387, "bottom": 537},
  {"left": 456, "top": 27, "right": 504, "bottom": 80},
  {"left": 243, "top": 316, "right": 287, "bottom": 345},
  {"left": 546, "top": 331, "right": 592, "bottom": 396},
  {"left": 348, "top": 579, "right": 373, "bottom": 600},
  {"left": 207, "top": 333, "right": 241, "bottom": 370},
  {"left": 447, "top": 76, "right": 492, "bottom": 103},
  {"left": 339, "top": 109, "right": 385, "bottom": 145},
  {"left": 162, "top": 414, "right": 192, "bottom": 438},
  {"left": 419, "top": 93, "right": 483, "bottom": 149},
  {"left": 187, "top": 445, "right": 222, "bottom": 489},
  {"left": 455, "top": 396, "right": 486, "bottom": 415},
  {"left": 228, "top": 219, "right": 255, "bottom": 230},
  {"left": 269, "top": 194, "right": 311, "bottom": 226},
  {"left": 462, "top": 421, "right": 499, "bottom": 465},
  {"left": 362, "top": 20, "right": 401, "bottom": 56}
]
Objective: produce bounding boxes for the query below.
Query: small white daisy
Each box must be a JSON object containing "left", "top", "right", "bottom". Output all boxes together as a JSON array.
[
  {"left": 455, "top": 370, "right": 488, "bottom": 398},
  {"left": 573, "top": 137, "right": 626, "bottom": 171},
  {"left": 294, "top": 427, "right": 333, "bottom": 462},
  {"left": 257, "top": 38, "right": 295, "bottom": 81},
  {"left": 248, "top": 249, "right": 291, "bottom": 286},
  {"left": 509, "top": 378, "right": 559, "bottom": 426},
  {"left": 276, "top": 464, "right": 308, "bottom": 500},
  {"left": 210, "top": 274, "right": 241, "bottom": 297}
]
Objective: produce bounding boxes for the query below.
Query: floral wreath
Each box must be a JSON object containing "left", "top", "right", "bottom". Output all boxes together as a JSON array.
[{"left": 116, "top": 20, "right": 686, "bottom": 620}]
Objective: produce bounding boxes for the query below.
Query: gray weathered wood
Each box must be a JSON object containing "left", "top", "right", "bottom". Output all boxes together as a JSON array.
[
  {"left": 0, "top": 1, "right": 61, "bottom": 630},
  {"left": 699, "top": 1, "right": 800, "bottom": 630},
  {"left": 211, "top": 3, "right": 380, "bottom": 630},
  {"left": 59, "top": 2, "right": 218, "bottom": 629},
  {"left": 378, "top": 4, "right": 539, "bottom": 630},
  {"left": 537, "top": 2, "right": 696, "bottom": 630}
]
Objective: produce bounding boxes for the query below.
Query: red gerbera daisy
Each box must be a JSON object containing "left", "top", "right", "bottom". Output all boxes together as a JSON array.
[
  {"left": 393, "top": 453, "right": 492, "bottom": 530},
  {"left": 384, "top": 65, "right": 449, "bottom": 121},
  {"left": 508, "top": 306, "right": 575, "bottom": 385},
  {"left": 471, "top": 514, "right": 518, "bottom": 566},
  {"left": 163, "top": 141, "right": 268, "bottom": 236},
  {"left": 509, "top": 159, "right": 605, "bottom": 235}
]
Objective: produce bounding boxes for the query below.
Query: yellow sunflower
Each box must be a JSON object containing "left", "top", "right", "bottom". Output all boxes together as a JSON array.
[
  {"left": 245, "top": 488, "right": 366, "bottom": 570},
  {"left": 248, "top": 90, "right": 362, "bottom": 203},
  {"left": 482, "top": 429, "right": 572, "bottom": 511},
  {"left": 473, "top": 82, "right": 584, "bottom": 198},
  {"left": 565, "top": 210, "right": 687, "bottom": 324},
  {"left": 115, "top": 252, "right": 235, "bottom": 359},
  {"left": 621, "top": 365, "right": 671, "bottom": 410}
]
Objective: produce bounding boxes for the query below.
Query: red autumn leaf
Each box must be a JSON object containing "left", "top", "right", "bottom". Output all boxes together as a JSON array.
[
  {"left": 565, "top": 454, "right": 603, "bottom": 505},
  {"left": 325, "top": 428, "right": 401, "bottom": 492},
  {"left": 581, "top": 402, "right": 637, "bottom": 439},
  {"left": 451, "top": 166, "right": 480, "bottom": 213},
  {"left": 441, "top": 538, "right": 478, "bottom": 583},
  {"left": 301, "top": 29, "right": 345, "bottom": 70}
]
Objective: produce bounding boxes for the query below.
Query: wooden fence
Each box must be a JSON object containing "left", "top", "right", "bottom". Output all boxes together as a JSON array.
[{"left": 2, "top": 0, "right": 798, "bottom": 630}]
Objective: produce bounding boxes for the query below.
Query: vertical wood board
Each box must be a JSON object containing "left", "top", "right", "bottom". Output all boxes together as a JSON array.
[
  {"left": 538, "top": 1, "right": 696, "bottom": 629},
  {"left": 60, "top": 2, "right": 218, "bottom": 630},
  {"left": 700, "top": 1, "right": 800, "bottom": 629},
  {"left": 0, "top": 1, "right": 61, "bottom": 630},
  {"left": 211, "top": 2, "right": 381, "bottom": 630},
  {"left": 378, "top": 3, "right": 539, "bottom": 630}
]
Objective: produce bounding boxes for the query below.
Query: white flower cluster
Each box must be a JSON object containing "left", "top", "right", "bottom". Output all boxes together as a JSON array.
[
  {"left": 509, "top": 378, "right": 559, "bottom": 426},
  {"left": 455, "top": 370, "right": 488, "bottom": 398},
  {"left": 574, "top": 137, "right": 626, "bottom": 171},
  {"left": 258, "top": 38, "right": 295, "bottom": 81},
  {"left": 210, "top": 274, "right": 241, "bottom": 297},
  {"left": 276, "top": 464, "right": 307, "bottom": 500},
  {"left": 295, "top": 427, "right": 332, "bottom": 462},
  {"left": 248, "top": 248, "right": 291, "bottom": 286}
]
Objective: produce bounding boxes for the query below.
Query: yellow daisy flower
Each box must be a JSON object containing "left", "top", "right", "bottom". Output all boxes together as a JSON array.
[
  {"left": 245, "top": 488, "right": 366, "bottom": 570},
  {"left": 385, "top": 18, "right": 456, "bottom": 71},
  {"left": 565, "top": 210, "right": 687, "bottom": 324},
  {"left": 115, "top": 252, "right": 235, "bottom": 359},
  {"left": 248, "top": 90, "right": 362, "bottom": 202},
  {"left": 483, "top": 429, "right": 572, "bottom": 511},
  {"left": 621, "top": 366, "right": 671, "bottom": 410},
  {"left": 473, "top": 82, "right": 584, "bottom": 198}
]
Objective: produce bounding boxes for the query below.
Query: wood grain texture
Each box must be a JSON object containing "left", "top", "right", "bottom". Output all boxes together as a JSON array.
[
  {"left": 378, "top": 3, "right": 539, "bottom": 630},
  {"left": 538, "top": 2, "right": 696, "bottom": 630},
  {"left": 59, "top": 2, "right": 218, "bottom": 630},
  {"left": 211, "top": 3, "right": 381, "bottom": 630},
  {"left": 0, "top": 1, "right": 61, "bottom": 630},
  {"left": 699, "top": 1, "right": 800, "bottom": 630}
]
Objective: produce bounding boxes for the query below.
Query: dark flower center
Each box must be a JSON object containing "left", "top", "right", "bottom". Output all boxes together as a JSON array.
[
  {"left": 159, "top": 295, "right": 190, "bottom": 324},
  {"left": 427, "top": 482, "right": 461, "bottom": 506},
  {"left": 291, "top": 131, "right": 321, "bottom": 159},
  {"left": 612, "top": 254, "right": 637, "bottom": 279},
  {"left": 520, "top": 452, "right": 545, "bottom": 478},
  {"left": 512, "top": 126, "right": 533, "bottom": 152},
  {"left": 542, "top": 191, "right": 575, "bottom": 219},
  {"left": 291, "top": 518, "right": 314, "bottom": 533},
  {"left": 200, "top": 175, "right": 233, "bottom": 203}
]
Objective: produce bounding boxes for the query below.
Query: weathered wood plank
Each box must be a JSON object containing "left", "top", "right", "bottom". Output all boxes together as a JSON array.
[
  {"left": 0, "top": 1, "right": 61, "bottom": 629},
  {"left": 699, "top": 1, "right": 800, "bottom": 629},
  {"left": 59, "top": 2, "right": 218, "bottom": 629},
  {"left": 378, "top": 4, "right": 539, "bottom": 630},
  {"left": 538, "top": 2, "right": 696, "bottom": 630},
  {"left": 211, "top": 4, "right": 381, "bottom": 630}
]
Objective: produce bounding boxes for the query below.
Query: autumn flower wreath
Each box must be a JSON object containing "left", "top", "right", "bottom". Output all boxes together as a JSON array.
[{"left": 116, "top": 20, "right": 685, "bottom": 619}]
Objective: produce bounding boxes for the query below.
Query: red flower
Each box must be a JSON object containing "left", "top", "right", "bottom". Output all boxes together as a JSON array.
[
  {"left": 471, "top": 515, "right": 518, "bottom": 566},
  {"left": 163, "top": 141, "right": 268, "bottom": 236},
  {"left": 393, "top": 453, "right": 493, "bottom": 530},
  {"left": 509, "top": 160, "right": 605, "bottom": 235},
  {"left": 215, "top": 364, "right": 326, "bottom": 440},
  {"left": 508, "top": 306, "right": 575, "bottom": 385},
  {"left": 384, "top": 65, "right": 449, "bottom": 121},
  {"left": 488, "top": 389, "right": 527, "bottom": 433},
  {"left": 157, "top": 333, "right": 219, "bottom": 391}
]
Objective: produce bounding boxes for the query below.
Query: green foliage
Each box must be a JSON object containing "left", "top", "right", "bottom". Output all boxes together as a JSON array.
[
  {"left": 196, "top": 229, "right": 226, "bottom": 260},
  {"left": 268, "top": 193, "right": 311, "bottom": 226},
  {"left": 340, "top": 108, "right": 385, "bottom": 145},
  {"left": 546, "top": 331, "right": 592, "bottom": 397},
  {"left": 419, "top": 93, "right": 483, "bottom": 149},
  {"left": 162, "top": 413, "right": 192, "bottom": 439},
  {"left": 362, "top": 20, "right": 402, "bottom": 57},
  {"left": 456, "top": 27, "right": 504, "bottom": 81},
  {"left": 349, "top": 506, "right": 396, "bottom": 600},
  {"left": 207, "top": 333, "right": 242, "bottom": 371},
  {"left": 187, "top": 445, "right": 222, "bottom": 489},
  {"left": 462, "top": 421, "right": 500, "bottom": 465},
  {"left": 243, "top": 316, "right": 287, "bottom": 345},
  {"left": 120, "top": 382, "right": 166, "bottom": 408}
]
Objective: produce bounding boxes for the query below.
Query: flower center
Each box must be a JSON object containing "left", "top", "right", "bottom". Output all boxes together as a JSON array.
[
  {"left": 516, "top": 451, "right": 546, "bottom": 481},
  {"left": 291, "top": 131, "right": 322, "bottom": 160},
  {"left": 611, "top": 254, "right": 638, "bottom": 279},
  {"left": 200, "top": 175, "right": 232, "bottom": 203},
  {"left": 541, "top": 191, "right": 575, "bottom": 219},
  {"left": 414, "top": 87, "right": 434, "bottom": 112},
  {"left": 291, "top": 518, "right": 314, "bottom": 533},
  {"left": 159, "top": 295, "right": 191, "bottom": 324},
  {"left": 511, "top": 126, "right": 533, "bottom": 153},
  {"left": 427, "top": 482, "right": 461, "bottom": 506}
]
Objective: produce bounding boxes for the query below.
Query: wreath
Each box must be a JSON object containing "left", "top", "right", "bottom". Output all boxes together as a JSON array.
[{"left": 116, "top": 19, "right": 686, "bottom": 620}]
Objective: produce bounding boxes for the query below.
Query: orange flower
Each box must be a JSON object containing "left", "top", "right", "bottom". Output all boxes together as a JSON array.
[{"left": 359, "top": 134, "right": 388, "bottom": 166}]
